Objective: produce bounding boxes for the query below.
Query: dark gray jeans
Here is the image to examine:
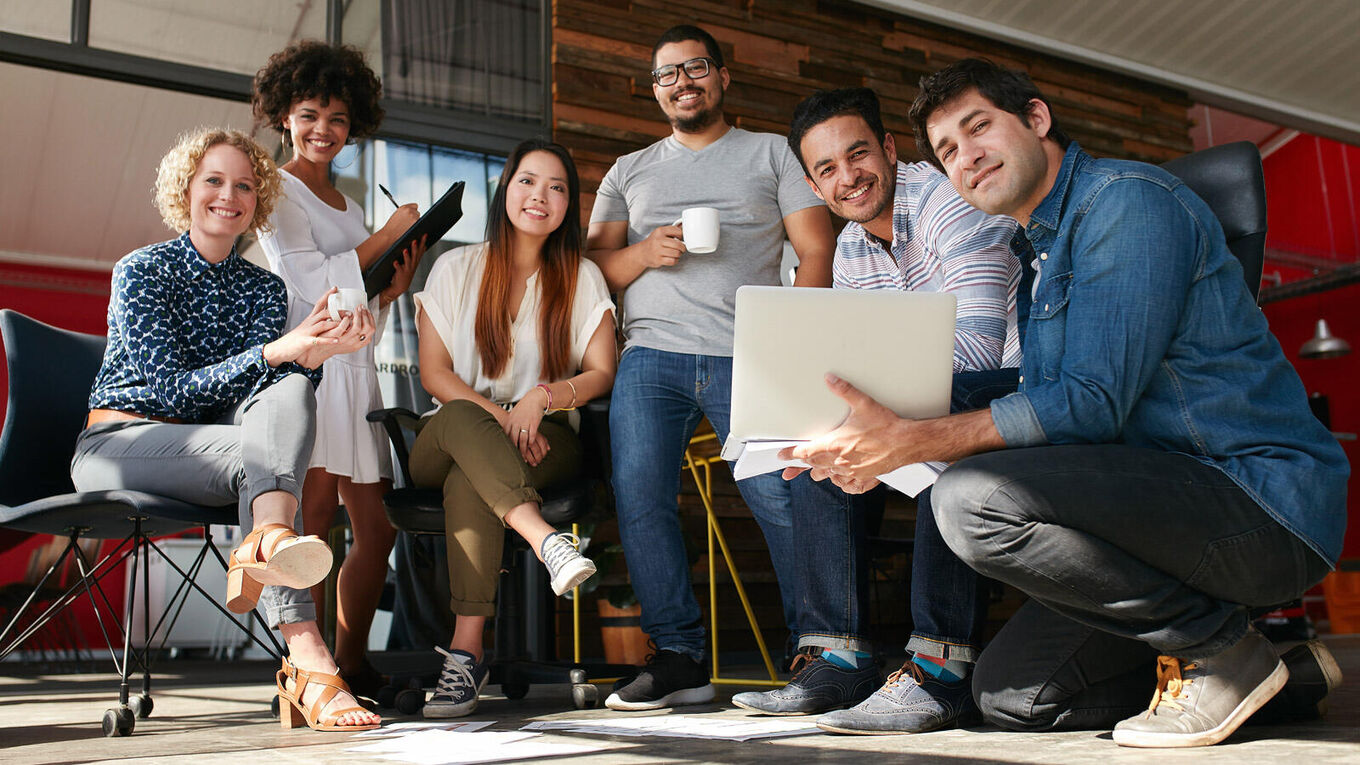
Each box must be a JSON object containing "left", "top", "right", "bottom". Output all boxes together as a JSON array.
[
  {"left": 70, "top": 374, "right": 319, "bottom": 628},
  {"left": 932, "top": 444, "right": 1331, "bottom": 731}
]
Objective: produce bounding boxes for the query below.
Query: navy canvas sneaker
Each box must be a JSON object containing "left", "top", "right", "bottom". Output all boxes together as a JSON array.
[{"left": 423, "top": 647, "right": 489, "bottom": 718}]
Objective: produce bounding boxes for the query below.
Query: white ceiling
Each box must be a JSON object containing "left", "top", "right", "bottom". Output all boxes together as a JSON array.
[{"left": 864, "top": 0, "right": 1360, "bottom": 145}]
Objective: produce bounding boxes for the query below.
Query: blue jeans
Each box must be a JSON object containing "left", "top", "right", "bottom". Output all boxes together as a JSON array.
[
  {"left": 610, "top": 346, "right": 802, "bottom": 660},
  {"left": 906, "top": 368, "right": 1019, "bottom": 662},
  {"left": 933, "top": 444, "right": 1331, "bottom": 730}
]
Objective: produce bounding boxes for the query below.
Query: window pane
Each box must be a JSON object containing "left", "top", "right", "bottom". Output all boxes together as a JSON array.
[
  {"left": 89, "top": 0, "right": 325, "bottom": 76},
  {"left": 433, "top": 147, "right": 496, "bottom": 245},
  {"left": 345, "top": 0, "right": 544, "bottom": 123},
  {"left": 0, "top": 1, "right": 71, "bottom": 42}
]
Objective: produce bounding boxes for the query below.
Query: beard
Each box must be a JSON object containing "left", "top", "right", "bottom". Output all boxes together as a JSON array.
[
  {"left": 669, "top": 87, "right": 724, "bottom": 133},
  {"left": 833, "top": 172, "right": 895, "bottom": 224}
]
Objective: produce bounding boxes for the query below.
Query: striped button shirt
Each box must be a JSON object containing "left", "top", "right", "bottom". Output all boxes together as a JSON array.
[{"left": 833, "top": 161, "right": 1022, "bottom": 372}]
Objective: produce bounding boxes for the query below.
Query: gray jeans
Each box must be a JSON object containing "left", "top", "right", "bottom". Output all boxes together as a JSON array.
[
  {"left": 70, "top": 374, "right": 319, "bottom": 628},
  {"left": 932, "top": 444, "right": 1331, "bottom": 731}
]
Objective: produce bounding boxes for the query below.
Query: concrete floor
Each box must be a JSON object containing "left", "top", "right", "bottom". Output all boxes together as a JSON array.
[{"left": 3, "top": 638, "right": 1359, "bottom": 764}]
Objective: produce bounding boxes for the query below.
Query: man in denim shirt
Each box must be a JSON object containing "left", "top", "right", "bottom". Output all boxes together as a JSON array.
[{"left": 786, "top": 59, "right": 1348, "bottom": 748}]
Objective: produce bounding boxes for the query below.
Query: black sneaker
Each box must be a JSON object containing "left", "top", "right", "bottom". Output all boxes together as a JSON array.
[
  {"left": 423, "top": 647, "right": 488, "bottom": 718},
  {"left": 605, "top": 649, "right": 714, "bottom": 710},
  {"left": 731, "top": 650, "right": 882, "bottom": 715}
]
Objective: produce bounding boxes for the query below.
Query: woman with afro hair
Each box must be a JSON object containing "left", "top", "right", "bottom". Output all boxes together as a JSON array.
[{"left": 252, "top": 40, "right": 426, "bottom": 700}]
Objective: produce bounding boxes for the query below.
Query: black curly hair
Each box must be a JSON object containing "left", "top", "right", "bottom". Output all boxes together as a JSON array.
[{"left": 252, "top": 40, "right": 385, "bottom": 143}]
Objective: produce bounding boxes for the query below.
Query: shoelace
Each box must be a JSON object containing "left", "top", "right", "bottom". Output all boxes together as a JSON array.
[
  {"left": 542, "top": 532, "right": 582, "bottom": 574},
  {"left": 883, "top": 660, "right": 928, "bottom": 689},
  {"left": 433, "top": 646, "right": 477, "bottom": 696},
  {"left": 1146, "top": 655, "right": 1197, "bottom": 713}
]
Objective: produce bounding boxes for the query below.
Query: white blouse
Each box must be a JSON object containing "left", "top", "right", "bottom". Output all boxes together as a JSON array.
[{"left": 413, "top": 243, "right": 615, "bottom": 407}]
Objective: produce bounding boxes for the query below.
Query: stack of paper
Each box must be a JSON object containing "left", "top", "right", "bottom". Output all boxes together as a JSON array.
[
  {"left": 521, "top": 714, "right": 819, "bottom": 741},
  {"left": 727, "top": 439, "right": 944, "bottom": 497}
]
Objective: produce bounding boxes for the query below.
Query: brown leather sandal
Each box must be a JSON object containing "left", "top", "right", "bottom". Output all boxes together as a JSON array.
[
  {"left": 225, "top": 523, "right": 332, "bottom": 614},
  {"left": 276, "top": 656, "right": 381, "bottom": 731}
]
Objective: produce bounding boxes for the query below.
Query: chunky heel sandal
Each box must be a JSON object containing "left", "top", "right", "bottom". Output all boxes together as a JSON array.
[
  {"left": 276, "top": 656, "right": 380, "bottom": 732},
  {"left": 225, "top": 566, "right": 264, "bottom": 614},
  {"left": 225, "top": 523, "right": 332, "bottom": 613}
]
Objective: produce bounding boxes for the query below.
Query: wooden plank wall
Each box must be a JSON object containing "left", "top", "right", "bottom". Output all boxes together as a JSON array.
[{"left": 553, "top": 0, "right": 1194, "bottom": 228}]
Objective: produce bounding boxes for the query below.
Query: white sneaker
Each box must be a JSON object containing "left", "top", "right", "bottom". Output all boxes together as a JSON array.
[{"left": 540, "top": 532, "right": 596, "bottom": 596}]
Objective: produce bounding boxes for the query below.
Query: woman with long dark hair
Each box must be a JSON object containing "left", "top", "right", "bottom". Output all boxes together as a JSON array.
[{"left": 410, "top": 139, "right": 616, "bottom": 718}]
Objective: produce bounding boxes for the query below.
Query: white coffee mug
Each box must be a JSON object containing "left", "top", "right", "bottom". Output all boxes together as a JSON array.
[
  {"left": 674, "top": 207, "right": 720, "bottom": 254},
  {"left": 327, "top": 288, "right": 367, "bottom": 321}
]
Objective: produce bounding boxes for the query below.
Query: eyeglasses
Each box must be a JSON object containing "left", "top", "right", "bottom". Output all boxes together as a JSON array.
[{"left": 651, "top": 56, "right": 713, "bottom": 87}]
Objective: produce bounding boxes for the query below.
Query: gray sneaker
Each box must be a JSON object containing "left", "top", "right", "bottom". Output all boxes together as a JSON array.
[
  {"left": 816, "top": 660, "right": 977, "bottom": 735},
  {"left": 423, "top": 647, "right": 489, "bottom": 718},
  {"left": 1112, "top": 627, "right": 1288, "bottom": 748},
  {"left": 541, "top": 532, "right": 596, "bottom": 596},
  {"left": 732, "top": 651, "right": 882, "bottom": 715}
]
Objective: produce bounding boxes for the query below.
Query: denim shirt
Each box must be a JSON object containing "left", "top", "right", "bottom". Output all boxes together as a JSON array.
[
  {"left": 88, "top": 233, "right": 321, "bottom": 423},
  {"left": 990, "top": 143, "right": 1349, "bottom": 564}
]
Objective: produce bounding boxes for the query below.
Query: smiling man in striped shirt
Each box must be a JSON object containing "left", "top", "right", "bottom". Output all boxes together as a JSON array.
[{"left": 731, "top": 87, "right": 1027, "bottom": 734}]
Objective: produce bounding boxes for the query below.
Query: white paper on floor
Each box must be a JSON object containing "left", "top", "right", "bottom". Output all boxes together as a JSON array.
[
  {"left": 352, "top": 720, "right": 496, "bottom": 738},
  {"left": 347, "top": 729, "right": 601, "bottom": 764},
  {"left": 521, "top": 714, "right": 820, "bottom": 741}
]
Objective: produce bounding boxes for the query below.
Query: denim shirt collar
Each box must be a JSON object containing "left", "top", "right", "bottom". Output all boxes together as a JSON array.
[{"left": 1025, "top": 142, "right": 1085, "bottom": 237}]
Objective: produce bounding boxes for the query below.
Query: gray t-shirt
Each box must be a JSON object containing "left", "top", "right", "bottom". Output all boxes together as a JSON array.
[{"left": 590, "top": 127, "right": 823, "bottom": 356}]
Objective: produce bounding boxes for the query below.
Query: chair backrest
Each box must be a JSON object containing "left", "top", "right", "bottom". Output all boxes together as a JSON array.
[
  {"left": 1160, "top": 141, "right": 1267, "bottom": 301},
  {"left": 0, "top": 310, "right": 107, "bottom": 508}
]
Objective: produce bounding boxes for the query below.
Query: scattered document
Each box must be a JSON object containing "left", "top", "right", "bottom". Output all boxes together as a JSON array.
[
  {"left": 352, "top": 720, "right": 495, "bottom": 738},
  {"left": 521, "top": 714, "right": 819, "bottom": 741},
  {"left": 728, "top": 439, "right": 945, "bottom": 497},
  {"left": 348, "top": 728, "right": 601, "bottom": 764}
]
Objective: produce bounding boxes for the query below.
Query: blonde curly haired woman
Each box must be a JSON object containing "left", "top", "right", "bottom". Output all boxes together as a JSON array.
[{"left": 70, "top": 127, "right": 382, "bottom": 731}]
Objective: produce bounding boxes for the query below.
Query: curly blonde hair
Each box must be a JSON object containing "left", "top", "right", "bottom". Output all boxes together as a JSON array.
[{"left": 154, "top": 128, "right": 282, "bottom": 234}]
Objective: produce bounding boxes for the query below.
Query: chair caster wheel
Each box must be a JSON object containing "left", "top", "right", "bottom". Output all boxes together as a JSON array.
[
  {"left": 270, "top": 694, "right": 281, "bottom": 718},
  {"left": 394, "top": 688, "right": 425, "bottom": 715},
  {"left": 569, "top": 669, "right": 588, "bottom": 685},
  {"left": 129, "top": 694, "right": 154, "bottom": 719},
  {"left": 501, "top": 680, "right": 529, "bottom": 700},
  {"left": 571, "top": 682, "right": 599, "bottom": 709},
  {"left": 102, "top": 707, "right": 135, "bottom": 737},
  {"left": 376, "top": 684, "right": 397, "bottom": 709}
]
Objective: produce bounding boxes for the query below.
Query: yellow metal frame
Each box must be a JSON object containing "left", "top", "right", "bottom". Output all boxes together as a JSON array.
[
  {"left": 683, "top": 432, "right": 783, "bottom": 687},
  {"left": 565, "top": 434, "right": 782, "bottom": 687}
]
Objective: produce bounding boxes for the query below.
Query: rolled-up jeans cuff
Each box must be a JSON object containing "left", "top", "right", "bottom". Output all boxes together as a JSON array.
[
  {"left": 798, "top": 632, "right": 872, "bottom": 653},
  {"left": 245, "top": 476, "right": 302, "bottom": 513},
  {"left": 262, "top": 587, "right": 316, "bottom": 630},
  {"left": 907, "top": 634, "right": 979, "bottom": 663},
  {"left": 658, "top": 644, "right": 705, "bottom": 663}
]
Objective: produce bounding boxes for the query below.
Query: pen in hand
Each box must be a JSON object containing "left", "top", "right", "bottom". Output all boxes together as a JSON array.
[{"left": 378, "top": 183, "right": 400, "bottom": 209}]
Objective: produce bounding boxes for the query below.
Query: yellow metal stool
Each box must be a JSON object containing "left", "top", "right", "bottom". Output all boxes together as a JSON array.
[{"left": 683, "top": 431, "right": 783, "bottom": 687}]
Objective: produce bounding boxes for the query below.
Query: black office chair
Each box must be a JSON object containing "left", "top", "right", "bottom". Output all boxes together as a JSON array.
[
  {"left": 1161, "top": 140, "right": 1267, "bottom": 300},
  {"left": 368, "top": 399, "right": 633, "bottom": 711},
  {"left": 0, "top": 310, "right": 283, "bottom": 737}
]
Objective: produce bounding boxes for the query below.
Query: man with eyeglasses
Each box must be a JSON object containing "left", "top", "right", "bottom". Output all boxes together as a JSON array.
[{"left": 587, "top": 25, "right": 869, "bottom": 712}]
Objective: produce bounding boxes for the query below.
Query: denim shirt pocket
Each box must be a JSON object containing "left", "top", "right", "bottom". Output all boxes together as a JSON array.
[{"left": 1028, "top": 271, "right": 1073, "bottom": 382}]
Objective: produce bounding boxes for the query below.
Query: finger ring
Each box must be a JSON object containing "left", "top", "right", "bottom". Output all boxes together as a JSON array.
[
  {"left": 519, "top": 428, "right": 528, "bottom": 433},
  {"left": 358, "top": 334, "right": 366, "bottom": 341}
]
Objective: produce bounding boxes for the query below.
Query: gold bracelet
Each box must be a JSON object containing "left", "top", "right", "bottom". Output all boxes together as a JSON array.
[{"left": 565, "top": 379, "right": 578, "bottom": 409}]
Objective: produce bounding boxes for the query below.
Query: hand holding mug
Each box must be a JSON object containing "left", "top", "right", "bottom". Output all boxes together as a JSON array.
[
  {"left": 635, "top": 224, "right": 687, "bottom": 269},
  {"left": 673, "top": 207, "right": 719, "bottom": 254}
]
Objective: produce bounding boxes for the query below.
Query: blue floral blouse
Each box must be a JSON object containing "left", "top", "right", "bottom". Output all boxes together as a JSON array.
[{"left": 87, "top": 232, "right": 320, "bottom": 423}]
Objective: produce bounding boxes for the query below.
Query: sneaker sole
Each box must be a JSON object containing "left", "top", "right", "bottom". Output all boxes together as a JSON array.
[
  {"left": 1112, "top": 660, "right": 1289, "bottom": 748},
  {"left": 1301, "top": 640, "right": 1344, "bottom": 691},
  {"left": 550, "top": 559, "right": 597, "bottom": 596},
  {"left": 605, "top": 683, "right": 715, "bottom": 711}
]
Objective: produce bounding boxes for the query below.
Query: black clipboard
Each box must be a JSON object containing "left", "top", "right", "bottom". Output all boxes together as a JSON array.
[{"left": 362, "top": 180, "right": 466, "bottom": 298}]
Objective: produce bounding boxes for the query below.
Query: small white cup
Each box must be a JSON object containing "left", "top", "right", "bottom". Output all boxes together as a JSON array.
[
  {"left": 327, "top": 288, "right": 367, "bottom": 321},
  {"left": 673, "top": 207, "right": 720, "bottom": 254}
]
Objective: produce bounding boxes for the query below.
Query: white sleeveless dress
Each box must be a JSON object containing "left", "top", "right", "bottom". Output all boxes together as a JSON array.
[{"left": 256, "top": 170, "right": 393, "bottom": 483}]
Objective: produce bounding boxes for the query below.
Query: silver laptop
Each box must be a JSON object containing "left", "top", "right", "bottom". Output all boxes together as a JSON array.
[{"left": 729, "top": 286, "right": 957, "bottom": 442}]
